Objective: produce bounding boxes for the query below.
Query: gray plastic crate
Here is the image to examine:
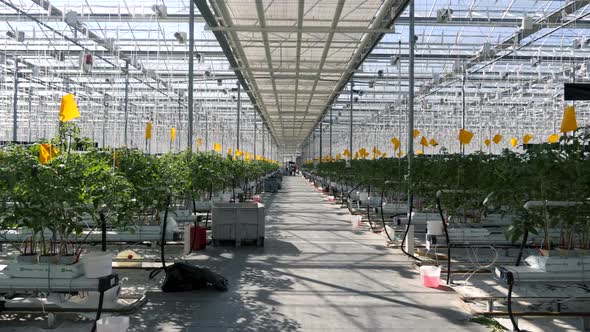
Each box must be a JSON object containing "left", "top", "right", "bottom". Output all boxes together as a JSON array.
[{"left": 211, "top": 202, "right": 265, "bottom": 246}]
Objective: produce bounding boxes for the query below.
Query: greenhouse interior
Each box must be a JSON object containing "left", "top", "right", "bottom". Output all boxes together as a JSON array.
[{"left": 1, "top": 0, "right": 590, "bottom": 331}]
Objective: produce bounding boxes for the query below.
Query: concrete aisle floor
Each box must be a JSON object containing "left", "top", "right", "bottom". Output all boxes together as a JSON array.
[{"left": 128, "top": 176, "right": 487, "bottom": 332}]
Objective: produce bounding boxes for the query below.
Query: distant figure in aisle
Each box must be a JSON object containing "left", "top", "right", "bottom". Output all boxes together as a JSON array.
[{"left": 287, "top": 161, "right": 297, "bottom": 176}]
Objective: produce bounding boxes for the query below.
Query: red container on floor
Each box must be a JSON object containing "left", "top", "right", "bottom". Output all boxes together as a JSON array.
[{"left": 190, "top": 226, "right": 207, "bottom": 251}]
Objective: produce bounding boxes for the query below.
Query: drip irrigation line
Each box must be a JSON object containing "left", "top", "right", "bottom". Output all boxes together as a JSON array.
[
  {"left": 400, "top": 193, "right": 422, "bottom": 262},
  {"left": 149, "top": 197, "right": 171, "bottom": 280}
]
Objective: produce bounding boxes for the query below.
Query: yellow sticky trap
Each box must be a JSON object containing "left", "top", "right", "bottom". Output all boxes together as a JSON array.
[
  {"left": 214, "top": 142, "right": 222, "bottom": 152},
  {"left": 420, "top": 136, "right": 428, "bottom": 146},
  {"left": 416, "top": 149, "right": 423, "bottom": 155},
  {"left": 492, "top": 134, "right": 502, "bottom": 144},
  {"left": 145, "top": 122, "right": 152, "bottom": 140},
  {"left": 560, "top": 105, "right": 578, "bottom": 133},
  {"left": 39, "top": 144, "right": 58, "bottom": 164},
  {"left": 397, "top": 150, "right": 404, "bottom": 158},
  {"left": 523, "top": 133, "right": 533, "bottom": 144},
  {"left": 510, "top": 137, "right": 518, "bottom": 148},
  {"left": 170, "top": 127, "right": 176, "bottom": 141},
  {"left": 413, "top": 129, "right": 420, "bottom": 139},
  {"left": 245, "top": 152, "right": 250, "bottom": 161},
  {"left": 547, "top": 134, "right": 559, "bottom": 144},
  {"left": 359, "top": 148, "right": 369, "bottom": 159},
  {"left": 343, "top": 149, "right": 351, "bottom": 157},
  {"left": 429, "top": 138, "right": 438, "bottom": 146},
  {"left": 458, "top": 129, "right": 474, "bottom": 145},
  {"left": 484, "top": 139, "right": 491, "bottom": 147},
  {"left": 381, "top": 152, "right": 387, "bottom": 158},
  {"left": 59, "top": 94, "right": 80, "bottom": 122},
  {"left": 227, "top": 148, "right": 233, "bottom": 155},
  {"left": 391, "top": 137, "right": 400, "bottom": 151},
  {"left": 336, "top": 153, "right": 341, "bottom": 160},
  {"left": 196, "top": 137, "right": 202, "bottom": 147}
]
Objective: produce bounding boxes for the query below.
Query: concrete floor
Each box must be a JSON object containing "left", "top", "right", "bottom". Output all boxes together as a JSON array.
[
  {"left": 0, "top": 176, "right": 489, "bottom": 331},
  {"left": 127, "top": 176, "right": 487, "bottom": 332}
]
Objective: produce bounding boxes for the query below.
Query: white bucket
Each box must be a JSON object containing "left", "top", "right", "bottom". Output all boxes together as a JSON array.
[
  {"left": 81, "top": 252, "right": 112, "bottom": 278},
  {"left": 419, "top": 265, "right": 441, "bottom": 288},
  {"left": 96, "top": 316, "right": 130, "bottom": 332},
  {"left": 351, "top": 215, "right": 362, "bottom": 228},
  {"left": 426, "top": 220, "right": 444, "bottom": 236}
]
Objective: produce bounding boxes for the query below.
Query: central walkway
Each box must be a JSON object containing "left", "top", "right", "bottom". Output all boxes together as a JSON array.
[{"left": 130, "top": 176, "right": 487, "bottom": 331}]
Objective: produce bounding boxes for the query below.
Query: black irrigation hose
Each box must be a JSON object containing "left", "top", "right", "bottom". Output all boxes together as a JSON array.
[
  {"left": 436, "top": 195, "right": 451, "bottom": 284},
  {"left": 149, "top": 198, "right": 171, "bottom": 280},
  {"left": 99, "top": 212, "right": 107, "bottom": 252},
  {"left": 515, "top": 229, "right": 529, "bottom": 267},
  {"left": 507, "top": 283, "right": 521, "bottom": 332},
  {"left": 379, "top": 192, "right": 407, "bottom": 243},
  {"left": 400, "top": 194, "right": 422, "bottom": 262},
  {"left": 366, "top": 203, "right": 376, "bottom": 232},
  {"left": 346, "top": 183, "right": 362, "bottom": 212},
  {"left": 366, "top": 186, "right": 376, "bottom": 232},
  {"left": 380, "top": 191, "right": 392, "bottom": 241}
]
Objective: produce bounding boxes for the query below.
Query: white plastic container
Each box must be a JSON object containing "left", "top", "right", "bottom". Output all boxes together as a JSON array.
[
  {"left": 327, "top": 196, "right": 335, "bottom": 202},
  {"left": 426, "top": 220, "right": 444, "bottom": 236},
  {"left": 97, "top": 316, "right": 129, "bottom": 332},
  {"left": 81, "top": 252, "right": 112, "bottom": 278},
  {"left": 351, "top": 215, "right": 362, "bottom": 228}
]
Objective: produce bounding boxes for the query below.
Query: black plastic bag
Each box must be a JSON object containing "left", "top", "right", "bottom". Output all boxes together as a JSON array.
[{"left": 160, "top": 262, "right": 228, "bottom": 292}]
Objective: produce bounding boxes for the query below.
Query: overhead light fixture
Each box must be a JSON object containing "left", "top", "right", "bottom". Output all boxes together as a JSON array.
[
  {"left": 436, "top": 8, "right": 453, "bottom": 23},
  {"left": 217, "top": 79, "right": 223, "bottom": 86},
  {"left": 151, "top": 5, "right": 168, "bottom": 18},
  {"left": 368, "top": 80, "right": 375, "bottom": 88},
  {"left": 103, "top": 94, "right": 112, "bottom": 106},
  {"left": 174, "top": 32, "right": 187, "bottom": 44},
  {"left": 479, "top": 42, "right": 496, "bottom": 59},
  {"left": 390, "top": 55, "right": 400, "bottom": 66},
  {"left": 572, "top": 37, "right": 583, "bottom": 49},
  {"left": 6, "top": 30, "right": 25, "bottom": 42},
  {"left": 377, "top": 70, "right": 384, "bottom": 78},
  {"left": 64, "top": 11, "right": 81, "bottom": 28}
]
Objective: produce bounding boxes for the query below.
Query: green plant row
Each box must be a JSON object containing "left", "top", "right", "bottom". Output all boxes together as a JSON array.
[
  {"left": 0, "top": 143, "right": 278, "bottom": 257},
  {"left": 303, "top": 130, "right": 590, "bottom": 250}
]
